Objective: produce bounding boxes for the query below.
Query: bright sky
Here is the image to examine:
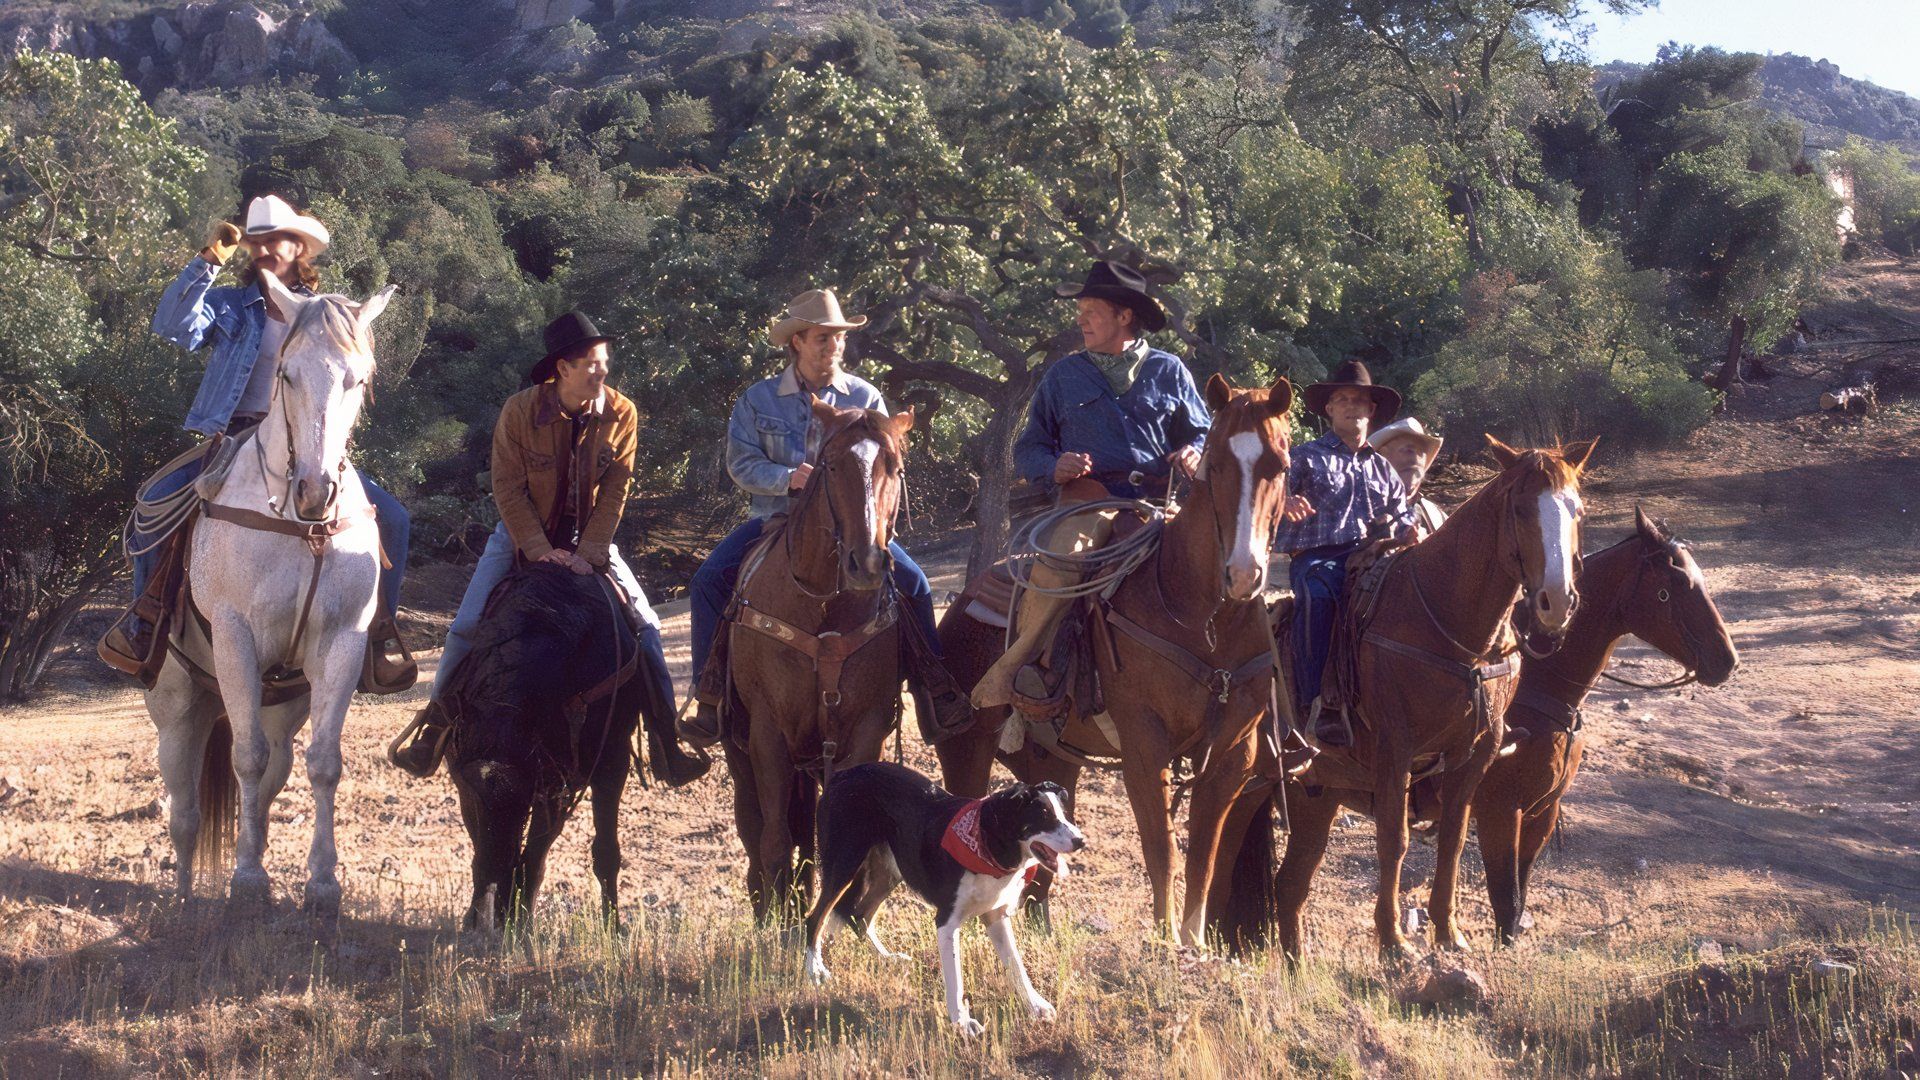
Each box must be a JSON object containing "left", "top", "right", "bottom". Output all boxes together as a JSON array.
[{"left": 1569, "top": 0, "right": 1920, "bottom": 99}]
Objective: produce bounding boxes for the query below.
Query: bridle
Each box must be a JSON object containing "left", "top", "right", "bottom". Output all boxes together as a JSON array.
[
  {"left": 1151, "top": 414, "right": 1288, "bottom": 650},
  {"left": 1507, "top": 472, "right": 1583, "bottom": 660},
  {"left": 1593, "top": 534, "right": 1708, "bottom": 691},
  {"left": 255, "top": 299, "right": 362, "bottom": 525},
  {"left": 783, "top": 422, "right": 904, "bottom": 601}
]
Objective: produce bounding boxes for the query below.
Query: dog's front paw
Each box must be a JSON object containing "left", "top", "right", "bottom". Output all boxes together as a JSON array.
[
  {"left": 951, "top": 1015, "right": 984, "bottom": 1038},
  {"left": 1027, "top": 997, "right": 1057, "bottom": 1022},
  {"left": 804, "top": 954, "right": 831, "bottom": 985}
]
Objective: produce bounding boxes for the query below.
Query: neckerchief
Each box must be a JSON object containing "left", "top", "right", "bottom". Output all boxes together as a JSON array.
[
  {"left": 940, "top": 799, "right": 1038, "bottom": 883},
  {"left": 1086, "top": 337, "right": 1150, "bottom": 395}
]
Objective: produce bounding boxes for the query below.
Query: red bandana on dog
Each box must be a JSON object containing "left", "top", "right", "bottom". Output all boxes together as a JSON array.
[{"left": 941, "top": 799, "right": 1038, "bottom": 883}]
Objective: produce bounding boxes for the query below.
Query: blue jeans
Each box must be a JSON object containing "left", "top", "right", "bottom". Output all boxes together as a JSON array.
[
  {"left": 688, "top": 516, "right": 939, "bottom": 679},
  {"left": 431, "top": 522, "right": 658, "bottom": 700},
  {"left": 1288, "top": 542, "right": 1361, "bottom": 708},
  {"left": 131, "top": 458, "right": 409, "bottom": 617}
]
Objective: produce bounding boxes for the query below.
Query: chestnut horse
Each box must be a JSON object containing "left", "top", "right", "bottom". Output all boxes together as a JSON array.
[
  {"left": 723, "top": 400, "right": 915, "bottom": 922},
  {"left": 1264, "top": 436, "right": 1595, "bottom": 958},
  {"left": 936, "top": 375, "right": 1294, "bottom": 946},
  {"left": 1477, "top": 507, "right": 1738, "bottom": 943}
]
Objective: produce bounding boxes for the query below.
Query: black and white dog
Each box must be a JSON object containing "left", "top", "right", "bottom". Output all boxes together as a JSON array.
[{"left": 803, "top": 762, "right": 1085, "bottom": 1035}]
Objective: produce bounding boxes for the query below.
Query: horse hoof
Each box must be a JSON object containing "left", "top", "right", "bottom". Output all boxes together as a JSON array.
[
  {"left": 1437, "top": 930, "right": 1471, "bottom": 952},
  {"left": 302, "top": 881, "right": 342, "bottom": 918},
  {"left": 229, "top": 871, "right": 272, "bottom": 913},
  {"left": 1378, "top": 935, "right": 1416, "bottom": 963}
]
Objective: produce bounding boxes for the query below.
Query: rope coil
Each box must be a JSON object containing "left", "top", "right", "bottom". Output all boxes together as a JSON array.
[{"left": 1003, "top": 496, "right": 1166, "bottom": 600}]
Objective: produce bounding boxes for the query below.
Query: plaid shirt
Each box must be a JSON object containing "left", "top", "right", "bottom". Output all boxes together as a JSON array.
[{"left": 1271, "top": 431, "right": 1413, "bottom": 554}]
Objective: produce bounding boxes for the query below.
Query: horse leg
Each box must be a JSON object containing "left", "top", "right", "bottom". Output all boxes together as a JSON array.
[
  {"left": 452, "top": 760, "right": 532, "bottom": 932},
  {"left": 748, "top": 732, "right": 801, "bottom": 925},
  {"left": 1179, "top": 731, "right": 1257, "bottom": 948},
  {"left": 299, "top": 635, "right": 364, "bottom": 918},
  {"left": 1477, "top": 802, "right": 1525, "bottom": 946},
  {"left": 589, "top": 740, "right": 631, "bottom": 924},
  {"left": 1274, "top": 783, "right": 1340, "bottom": 961},
  {"left": 514, "top": 796, "right": 568, "bottom": 923},
  {"left": 1113, "top": 710, "right": 1178, "bottom": 940},
  {"left": 723, "top": 738, "right": 768, "bottom": 920},
  {"left": 1208, "top": 776, "right": 1280, "bottom": 953},
  {"left": 935, "top": 709, "right": 1003, "bottom": 798},
  {"left": 148, "top": 664, "right": 219, "bottom": 901},
  {"left": 1513, "top": 799, "right": 1564, "bottom": 940},
  {"left": 1372, "top": 751, "right": 1416, "bottom": 959},
  {"left": 211, "top": 614, "right": 273, "bottom": 909},
  {"left": 1426, "top": 757, "right": 1493, "bottom": 952}
]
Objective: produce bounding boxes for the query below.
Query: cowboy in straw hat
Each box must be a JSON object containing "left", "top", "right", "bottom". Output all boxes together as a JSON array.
[
  {"left": 679, "top": 288, "right": 972, "bottom": 747},
  {"left": 388, "top": 310, "right": 709, "bottom": 786},
  {"left": 969, "top": 260, "right": 1211, "bottom": 714},
  {"left": 1272, "top": 358, "right": 1415, "bottom": 748},
  {"left": 104, "top": 194, "right": 413, "bottom": 687},
  {"left": 1369, "top": 416, "right": 1448, "bottom": 538}
]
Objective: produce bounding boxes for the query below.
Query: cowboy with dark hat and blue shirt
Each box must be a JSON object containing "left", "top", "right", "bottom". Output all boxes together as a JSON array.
[
  {"left": 971, "top": 260, "right": 1212, "bottom": 709},
  {"left": 102, "top": 195, "right": 412, "bottom": 683},
  {"left": 678, "top": 289, "right": 973, "bottom": 747},
  {"left": 1272, "top": 359, "right": 1415, "bottom": 747}
]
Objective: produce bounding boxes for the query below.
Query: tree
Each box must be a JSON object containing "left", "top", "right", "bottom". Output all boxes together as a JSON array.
[{"left": 0, "top": 51, "right": 206, "bottom": 697}]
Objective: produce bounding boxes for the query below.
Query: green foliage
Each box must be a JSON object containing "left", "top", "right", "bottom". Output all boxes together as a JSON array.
[{"left": 1828, "top": 137, "right": 1920, "bottom": 254}]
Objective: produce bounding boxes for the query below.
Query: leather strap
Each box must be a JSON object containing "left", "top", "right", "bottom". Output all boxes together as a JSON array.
[
  {"left": 1510, "top": 685, "right": 1583, "bottom": 733},
  {"left": 201, "top": 501, "right": 376, "bottom": 674},
  {"left": 734, "top": 594, "right": 899, "bottom": 757},
  {"left": 1103, "top": 606, "right": 1274, "bottom": 766}
]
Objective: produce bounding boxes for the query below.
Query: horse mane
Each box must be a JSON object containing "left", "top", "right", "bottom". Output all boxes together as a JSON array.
[
  {"left": 449, "top": 566, "right": 627, "bottom": 756},
  {"left": 816, "top": 408, "right": 905, "bottom": 471},
  {"left": 288, "top": 293, "right": 374, "bottom": 368}
]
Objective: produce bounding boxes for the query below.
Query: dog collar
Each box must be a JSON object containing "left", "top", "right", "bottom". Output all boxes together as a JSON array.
[{"left": 941, "top": 799, "right": 1037, "bottom": 883}]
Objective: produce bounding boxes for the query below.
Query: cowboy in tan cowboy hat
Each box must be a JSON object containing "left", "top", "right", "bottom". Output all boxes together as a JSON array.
[
  {"left": 1369, "top": 417, "right": 1447, "bottom": 537},
  {"left": 679, "top": 287, "right": 971, "bottom": 747}
]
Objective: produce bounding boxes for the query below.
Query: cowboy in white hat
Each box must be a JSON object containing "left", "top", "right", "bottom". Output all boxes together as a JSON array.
[
  {"left": 103, "top": 194, "right": 413, "bottom": 687},
  {"left": 1368, "top": 416, "right": 1447, "bottom": 538},
  {"left": 680, "top": 288, "right": 972, "bottom": 746}
]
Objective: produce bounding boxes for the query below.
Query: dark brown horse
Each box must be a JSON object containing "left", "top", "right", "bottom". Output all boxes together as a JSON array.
[
  {"left": 1477, "top": 507, "right": 1738, "bottom": 943},
  {"left": 724, "top": 400, "right": 914, "bottom": 922},
  {"left": 936, "top": 375, "right": 1294, "bottom": 945},
  {"left": 1263, "top": 436, "right": 1596, "bottom": 958}
]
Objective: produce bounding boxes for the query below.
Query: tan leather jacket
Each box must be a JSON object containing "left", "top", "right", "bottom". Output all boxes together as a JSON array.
[{"left": 491, "top": 382, "right": 638, "bottom": 567}]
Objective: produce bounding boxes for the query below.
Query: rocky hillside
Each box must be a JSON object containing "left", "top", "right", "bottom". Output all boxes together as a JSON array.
[{"left": 1599, "top": 52, "right": 1920, "bottom": 152}]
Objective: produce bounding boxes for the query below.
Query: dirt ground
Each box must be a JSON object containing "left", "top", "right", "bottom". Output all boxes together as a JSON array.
[{"left": 2, "top": 258, "right": 1917, "bottom": 1076}]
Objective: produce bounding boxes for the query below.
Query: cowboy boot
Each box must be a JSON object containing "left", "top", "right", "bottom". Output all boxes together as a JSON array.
[
  {"left": 387, "top": 700, "right": 452, "bottom": 778},
  {"left": 900, "top": 612, "right": 973, "bottom": 738},
  {"left": 1304, "top": 696, "right": 1353, "bottom": 749}
]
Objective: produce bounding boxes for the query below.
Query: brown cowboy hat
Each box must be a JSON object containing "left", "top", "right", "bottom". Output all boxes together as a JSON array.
[
  {"left": 1303, "top": 359, "right": 1401, "bottom": 426},
  {"left": 1054, "top": 260, "right": 1168, "bottom": 333},
  {"left": 528, "top": 310, "right": 614, "bottom": 385}
]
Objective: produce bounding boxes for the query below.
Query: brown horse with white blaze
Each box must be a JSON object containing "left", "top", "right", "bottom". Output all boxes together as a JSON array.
[
  {"left": 1270, "top": 435, "right": 1596, "bottom": 958},
  {"left": 936, "top": 375, "right": 1294, "bottom": 946},
  {"left": 723, "top": 399, "right": 915, "bottom": 923},
  {"left": 1478, "top": 507, "right": 1738, "bottom": 944}
]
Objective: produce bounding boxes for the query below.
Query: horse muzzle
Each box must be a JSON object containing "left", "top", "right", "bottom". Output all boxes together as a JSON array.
[
  {"left": 295, "top": 475, "right": 338, "bottom": 521},
  {"left": 843, "top": 547, "right": 889, "bottom": 591}
]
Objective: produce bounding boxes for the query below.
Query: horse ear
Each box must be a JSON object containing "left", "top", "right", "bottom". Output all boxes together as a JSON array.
[
  {"left": 1562, "top": 436, "right": 1600, "bottom": 473},
  {"left": 1484, "top": 433, "right": 1521, "bottom": 470},
  {"left": 808, "top": 396, "right": 841, "bottom": 428},
  {"left": 888, "top": 407, "right": 915, "bottom": 438},
  {"left": 1266, "top": 376, "right": 1294, "bottom": 416},
  {"left": 1634, "top": 505, "right": 1665, "bottom": 545},
  {"left": 1204, "top": 372, "right": 1233, "bottom": 413},
  {"left": 258, "top": 268, "right": 302, "bottom": 323},
  {"left": 356, "top": 284, "right": 398, "bottom": 332}
]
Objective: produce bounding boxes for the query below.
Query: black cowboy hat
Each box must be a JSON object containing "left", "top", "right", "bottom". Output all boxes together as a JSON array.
[
  {"left": 528, "top": 310, "right": 615, "bottom": 385},
  {"left": 1054, "top": 260, "right": 1168, "bottom": 333},
  {"left": 1303, "top": 359, "right": 1401, "bottom": 426}
]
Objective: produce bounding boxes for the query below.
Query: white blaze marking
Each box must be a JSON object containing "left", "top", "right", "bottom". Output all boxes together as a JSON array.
[
  {"left": 1226, "top": 431, "right": 1265, "bottom": 585},
  {"left": 1537, "top": 489, "right": 1580, "bottom": 620},
  {"left": 850, "top": 439, "right": 880, "bottom": 541}
]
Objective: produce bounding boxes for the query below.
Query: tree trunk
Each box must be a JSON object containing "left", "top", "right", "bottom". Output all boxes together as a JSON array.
[
  {"left": 967, "top": 392, "right": 1026, "bottom": 582},
  {"left": 1711, "top": 314, "right": 1748, "bottom": 389}
]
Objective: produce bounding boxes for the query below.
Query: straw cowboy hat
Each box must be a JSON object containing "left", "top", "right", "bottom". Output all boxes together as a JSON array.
[
  {"left": 1054, "top": 259, "right": 1168, "bottom": 333},
  {"left": 770, "top": 289, "right": 867, "bottom": 347},
  {"left": 528, "top": 310, "right": 615, "bottom": 384},
  {"left": 1369, "top": 416, "right": 1443, "bottom": 458},
  {"left": 242, "top": 194, "right": 330, "bottom": 254},
  {"left": 1303, "top": 358, "right": 1401, "bottom": 426}
]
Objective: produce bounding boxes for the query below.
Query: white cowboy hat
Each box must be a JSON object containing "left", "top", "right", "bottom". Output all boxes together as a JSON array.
[
  {"left": 243, "top": 194, "right": 330, "bottom": 255},
  {"left": 769, "top": 288, "right": 867, "bottom": 347},
  {"left": 1369, "top": 416, "right": 1444, "bottom": 457}
]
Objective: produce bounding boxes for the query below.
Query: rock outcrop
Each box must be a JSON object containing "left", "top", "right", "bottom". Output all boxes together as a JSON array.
[{"left": 0, "top": 3, "right": 355, "bottom": 92}]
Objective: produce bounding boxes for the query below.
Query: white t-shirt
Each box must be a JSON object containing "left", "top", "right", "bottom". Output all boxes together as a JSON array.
[{"left": 235, "top": 312, "right": 292, "bottom": 418}]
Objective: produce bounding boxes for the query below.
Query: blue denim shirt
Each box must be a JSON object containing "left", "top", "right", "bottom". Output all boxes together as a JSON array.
[
  {"left": 726, "top": 365, "right": 886, "bottom": 520},
  {"left": 1270, "top": 431, "right": 1414, "bottom": 554},
  {"left": 153, "top": 256, "right": 274, "bottom": 437},
  {"left": 1013, "top": 348, "right": 1210, "bottom": 496}
]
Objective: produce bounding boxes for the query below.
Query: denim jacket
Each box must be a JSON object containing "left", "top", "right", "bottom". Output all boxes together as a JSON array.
[
  {"left": 153, "top": 256, "right": 280, "bottom": 437},
  {"left": 726, "top": 365, "right": 886, "bottom": 520},
  {"left": 1013, "top": 348, "right": 1210, "bottom": 496}
]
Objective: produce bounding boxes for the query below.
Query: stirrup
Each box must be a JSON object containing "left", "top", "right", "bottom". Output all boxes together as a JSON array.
[
  {"left": 386, "top": 705, "right": 452, "bottom": 778},
  {"left": 678, "top": 700, "right": 723, "bottom": 749}
]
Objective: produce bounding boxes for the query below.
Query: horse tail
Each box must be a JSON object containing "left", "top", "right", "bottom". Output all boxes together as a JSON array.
[
  {"left": 1213, "top": 789, "right": 1278, "bottom": 955},
  {"left": 196, "top": 715, "right": 237, "bottom": 874}
]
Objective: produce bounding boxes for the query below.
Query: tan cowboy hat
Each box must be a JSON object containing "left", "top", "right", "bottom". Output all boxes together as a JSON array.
[
  {"left": 242, "top": 194, "right": 330, "bottom": 254},
  {"left": 1369, "top": 416, "right": 1443, "bottom": 458},
  {"left": 769, "top": 288, "right": 867, "bottom": 347}
]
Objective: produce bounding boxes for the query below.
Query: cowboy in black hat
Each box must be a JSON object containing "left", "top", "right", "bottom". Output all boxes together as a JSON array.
[
  {"left": 387, "top": 310, "right": 708, "bottom": 786},
  {"left": 1272, "top": 358, "right": 1415, "bottom": 747},
  {"left": 972, "top": 260, "right": 1212, "bottom": 711}
]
